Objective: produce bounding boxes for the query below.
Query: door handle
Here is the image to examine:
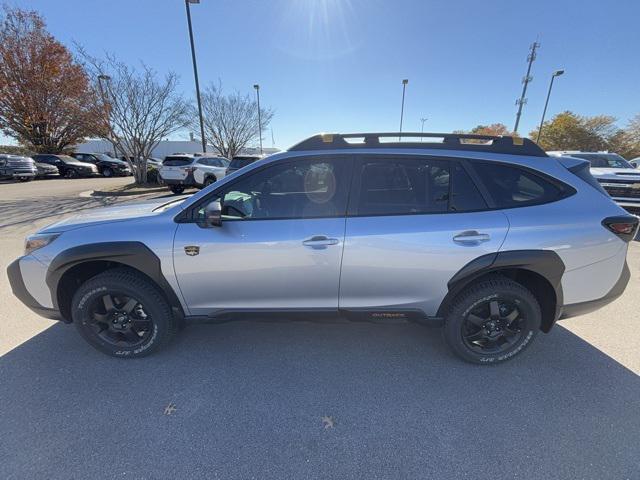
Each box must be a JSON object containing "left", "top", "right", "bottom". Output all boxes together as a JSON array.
[
  {"left": 453, "top": 231, "right": 491, "bottom": 245},
  {"left": 302, "top": 235, "right": 340, "bottom": 248}
]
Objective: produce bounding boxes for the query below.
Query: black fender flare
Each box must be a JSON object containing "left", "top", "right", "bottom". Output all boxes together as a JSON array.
[
  {"left": 46, "top": 242, "right": 184, "bottom": 322},
  {"left": 436, "top": 250, "right": 565, "bottom": 330}
]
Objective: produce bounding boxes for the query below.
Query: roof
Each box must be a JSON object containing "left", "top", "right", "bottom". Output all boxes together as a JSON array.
[{"left": 289, "top": 132, "right": 548, "bottom": 157}]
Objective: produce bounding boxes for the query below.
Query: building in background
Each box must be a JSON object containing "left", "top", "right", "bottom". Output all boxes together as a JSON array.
[{"left": 75, "top": 139, "right": 280, "bottom": 159}]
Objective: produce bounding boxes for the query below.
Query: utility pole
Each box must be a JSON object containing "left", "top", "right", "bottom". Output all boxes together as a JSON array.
[
  {"left": 185, "top": 0, "right": 206, "bottom": 153},
  {"left": 253, "top": 84, "right": 263, "bottom": 155},
  {"left": 513, "top": 41, "right": 540, "bottom": 134},
  {"left": 420, "top": 117, "right": 428, "bottom": 140},
  {"left": 399, "top": 79, "right": 408, "bottom": 140},
  {"left": 536, "top": 69, "right": 565, "bottom": 143}
]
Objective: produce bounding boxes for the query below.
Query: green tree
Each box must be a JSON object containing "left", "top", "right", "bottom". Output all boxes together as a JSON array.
[{"left": 531, "top": 111, "right": 618, "bottom": 152}]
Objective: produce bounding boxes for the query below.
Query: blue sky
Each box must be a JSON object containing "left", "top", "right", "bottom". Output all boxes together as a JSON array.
[{"left": 5, "top": 0, "right": 640, "bottom": 149}]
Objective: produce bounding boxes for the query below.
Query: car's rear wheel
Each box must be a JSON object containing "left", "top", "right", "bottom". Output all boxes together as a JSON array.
[
  {"left": 71, "top": 268, "right": 177, "bottom": 358},
  {"left": 102, "top": 167, "right": 113, "bottom": 177},
  {"left": 443, "top": 276, "right": 541, "bottom": 365},
  {"left": 203, "top": 176, "right": 216, "bottom": 187},
  {"left": 169, "top": 185, "right": 185, "bottom": 194},
  {"left": 65, "top": 169, "right": 78, "bottom": 179}
]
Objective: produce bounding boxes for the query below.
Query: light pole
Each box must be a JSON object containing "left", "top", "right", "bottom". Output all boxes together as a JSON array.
[
  {"left": 420, "top": 117, "right": 428, "bottom": 140},
  {"left": 399, "top": 79, "right": 408, "bottom": 140},
  {"left": 254, "top": 84, "right": 263, "bottom": 155},
  {"left": 185, "top": 0, "right": 206, "bottom": 153},
  {"left": 536, "top": 69, "right": 565, "bottom": 143},
  {"left": 97, "top": 74, "right": 117, "bottom": 157}
]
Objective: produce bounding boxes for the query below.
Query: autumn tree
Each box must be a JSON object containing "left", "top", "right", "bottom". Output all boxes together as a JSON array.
[
  {"left": 609, "top": 114, "right": 640, "bottom": 159},
  {"left": 197, "top": 83, "right": 274, "bottom": 158},
  {"left": 0, "top": 6, "right": 102, "bottom": 153},
  {"left": 531, "top": 111, "right": 619, "bottom": 152},
  {"left": 80, "top": 52, "right": 191, "bottom": 183},
  {"left": 468, "top": 123, "right": 515, "bottom": 137}
]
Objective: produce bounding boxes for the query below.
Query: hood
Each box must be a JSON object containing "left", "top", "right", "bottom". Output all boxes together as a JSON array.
[
  {"left": 38, "top": 197, "right": 179, "bottom": 233},
  {"left": 590, "top": 167, "right": 640, "bottom": 179}
]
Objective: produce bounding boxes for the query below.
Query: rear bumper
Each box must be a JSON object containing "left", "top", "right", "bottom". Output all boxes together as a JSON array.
[
  {"left": 6, "top": 259, "right": 62, "bottom": 321},
  {"left": 161, "top": 171, "right": 196, "bottom": 186},
  {"left": 560, "top": 261, "right": 630, "bottom": 319}
]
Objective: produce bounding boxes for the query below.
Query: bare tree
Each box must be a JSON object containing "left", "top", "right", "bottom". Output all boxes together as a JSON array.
[
  {"left": 80, "top": 52, "right": 191, "bottom": 183},
  {"left": 197, "top": 83, "right": 274, "bottom": 158}
]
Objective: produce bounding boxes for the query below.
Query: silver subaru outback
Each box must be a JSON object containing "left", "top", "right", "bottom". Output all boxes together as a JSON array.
[{"left": 7, "top": 133, "right": 638, "bottom": 364}]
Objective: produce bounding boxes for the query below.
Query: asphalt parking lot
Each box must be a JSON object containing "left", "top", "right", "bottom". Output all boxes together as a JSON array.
[{"left": 0, "top": 178, "right": 639, "bottom": 479}]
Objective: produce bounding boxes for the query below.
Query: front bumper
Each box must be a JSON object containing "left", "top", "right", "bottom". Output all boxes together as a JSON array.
[{"left": 6, "top": 259, "right": 62, "bottom": 321}]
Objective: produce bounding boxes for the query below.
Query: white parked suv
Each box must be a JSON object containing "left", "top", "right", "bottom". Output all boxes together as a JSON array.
[
  {"left": 549, "top": 151, "right": 640, "bottom": 211},
  {"left": 159, "top": 155, "right": 230, "bottom": 194}
]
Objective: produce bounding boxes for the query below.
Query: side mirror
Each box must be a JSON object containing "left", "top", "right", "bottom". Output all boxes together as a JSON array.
[{"left": 204, "top": 199, "right": 222, "bottom": 227}]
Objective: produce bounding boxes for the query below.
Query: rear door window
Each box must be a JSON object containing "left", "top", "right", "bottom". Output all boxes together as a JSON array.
[{"left": 353, "top": 156, "right": 488, "bottom": 216}]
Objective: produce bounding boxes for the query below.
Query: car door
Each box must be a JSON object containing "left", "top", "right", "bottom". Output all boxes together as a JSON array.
[
  {"left": 173, "top": 155, "right": 353, "bottom": 315},
  {"left": 339, "top": 154, "right": 510, "bottom": 317}
]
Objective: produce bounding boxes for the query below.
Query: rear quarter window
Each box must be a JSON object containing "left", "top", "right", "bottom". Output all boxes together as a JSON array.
[{"left": 473, "top": 162, "right": 570, "bottom": 209}]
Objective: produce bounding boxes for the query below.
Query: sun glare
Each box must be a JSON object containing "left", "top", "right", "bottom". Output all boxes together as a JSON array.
[{"left": 275, "top": 0, "right": 363, "bottom": 60}]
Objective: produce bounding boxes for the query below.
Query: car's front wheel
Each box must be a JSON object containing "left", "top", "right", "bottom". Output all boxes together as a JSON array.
[
  {"left": 71, "top": 268, "right": 177, "bottom": 358},
  {"left": 102, "top": 167, "right": 113, "bottom": 177},
  {"left": 65, "top": 169, "right": 78, "bottom": 179},
  {"left": 203, "top": 176, "right": 216, "bottom": 187},
  {"left": 443, "top": 276, "right": 541, "bottom": 365}
]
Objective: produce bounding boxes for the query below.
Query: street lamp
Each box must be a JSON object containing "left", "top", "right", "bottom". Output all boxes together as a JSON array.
[
  {"left": 254, "top": 84, "right": 263, "bottom": 155},
  {"left": 420, "top": 117, "right": 428, "bottom": 140},
  {"left": 185, "top": 0, "right": 206, "bottom": 153},
  {"left": 97, "top": 75, "right": 117, "bottom": 157},
  {"left": 536, "top": 69, "right": 565, "bottom": 143},
  {"left": 399, "top": 79, "right": 408, "bottom": 140}
]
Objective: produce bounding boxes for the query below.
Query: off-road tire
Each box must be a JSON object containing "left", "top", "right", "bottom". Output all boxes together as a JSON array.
[
  {"left": 71, "top": 268, "right": 177, "bottom": 358},
  {"left": 443, "top": 275, "right": 541, "bottom": 365}
]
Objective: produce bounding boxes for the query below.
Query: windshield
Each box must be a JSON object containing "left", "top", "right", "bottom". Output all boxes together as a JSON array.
[{"left": 572, "top": 153, "right": 633, "bottom": 169}]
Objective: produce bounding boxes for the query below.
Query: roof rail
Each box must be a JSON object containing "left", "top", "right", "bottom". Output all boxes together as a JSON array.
[{"left": 289, "top": 132, "right": 548, "bottom": 157}]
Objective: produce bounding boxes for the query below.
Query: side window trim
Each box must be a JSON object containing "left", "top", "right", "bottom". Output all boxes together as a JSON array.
[{"left": 458, "top": 159, "right": 497, "bottom": 209}]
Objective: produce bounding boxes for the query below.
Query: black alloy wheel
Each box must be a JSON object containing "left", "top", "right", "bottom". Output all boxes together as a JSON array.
[
  {"left": 85, "top": 293, "right": 153, "bottom": 348},
  {"left": 71, "top": 268, "right": 177, "bottom": 358},
  {"left": 443, "top": 276, "right": 541, "bottom": 364},
  {"left": 462, "top": 297, "right": 526, "bottom": 355}
]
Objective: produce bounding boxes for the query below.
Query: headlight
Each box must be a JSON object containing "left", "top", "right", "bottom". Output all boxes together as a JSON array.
[{"left": 25, "top": 233, "right": 60, "bottom": 255}]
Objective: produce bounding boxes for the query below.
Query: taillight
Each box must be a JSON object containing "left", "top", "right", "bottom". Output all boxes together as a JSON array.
[{"left": 602, "top": 215, "right": 639, "bottom": 242}]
